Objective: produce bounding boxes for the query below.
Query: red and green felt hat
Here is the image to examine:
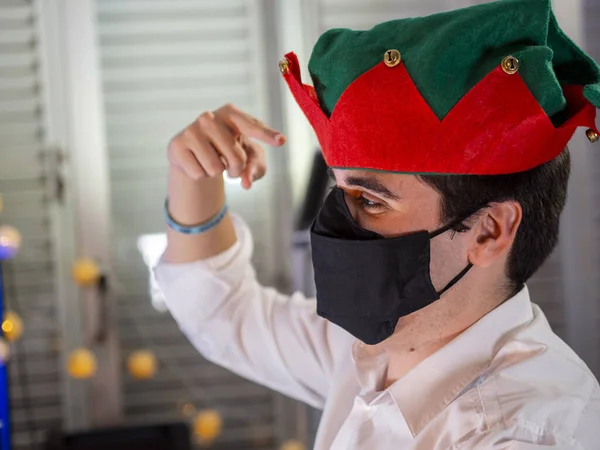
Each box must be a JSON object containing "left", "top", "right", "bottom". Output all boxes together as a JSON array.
[{"left": 280, "top": 0, "right": 600, "bottom": 175}]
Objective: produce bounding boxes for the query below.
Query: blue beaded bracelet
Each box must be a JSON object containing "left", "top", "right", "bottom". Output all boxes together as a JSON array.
[{"left": 164, "top": 199, "right": 228, "bottom": 235}]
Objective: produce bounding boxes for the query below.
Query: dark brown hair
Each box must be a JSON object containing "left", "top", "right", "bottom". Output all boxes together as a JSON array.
[{"left": 419, "top": 149, "right": 571, "bottom": 294}]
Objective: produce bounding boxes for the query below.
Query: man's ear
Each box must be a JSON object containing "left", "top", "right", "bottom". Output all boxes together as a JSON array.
[{"left": 468, "top": 201, "right": 522, "bottom": 268}]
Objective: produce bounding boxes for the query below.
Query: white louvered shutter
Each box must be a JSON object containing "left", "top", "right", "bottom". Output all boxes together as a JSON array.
[
  {"left": 0, "top": 1, "right": 63, "bottom": 448},
  {"left": 96, "top": 0, "right": 280, "bottom": 446}
]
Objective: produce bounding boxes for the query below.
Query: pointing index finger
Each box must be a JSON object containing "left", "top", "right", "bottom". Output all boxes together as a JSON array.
[{"left": 226, "top": 108, "right": 286, "bottom": 147}]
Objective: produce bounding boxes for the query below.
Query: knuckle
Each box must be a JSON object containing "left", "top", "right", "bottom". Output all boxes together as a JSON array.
[
  {"left": 228, "top": 154, "right": 245, "bottom": 171},
  {"left": 181, "top": 127, "right": 196, "bottom": 140},
  {"left": 249, "top": 116, "right": 264, "bottom": 127},
  {"left": 197, "top": 111, "right": 215, "bottom": 127},
  {"left": 250, "top": 116, "right": 271, "bottom": 133},
  {"left": 167, "top": 136, "right": 183, "bottom": 156},
  {"left": 204, "top": 161, "right": 224, "bottom": 177}
]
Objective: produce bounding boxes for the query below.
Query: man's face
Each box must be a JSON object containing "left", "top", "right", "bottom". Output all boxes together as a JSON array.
[{"left": 330, "top": 169, "right": 473, "bottom": 293}]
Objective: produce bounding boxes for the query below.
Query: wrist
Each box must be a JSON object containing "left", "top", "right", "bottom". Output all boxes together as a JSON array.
[
  {"left": 167, "top": 166, "right": 226, "bottom": 225},
  {"left": 165, "top": 198, "right": 228, "bottom": 235}
]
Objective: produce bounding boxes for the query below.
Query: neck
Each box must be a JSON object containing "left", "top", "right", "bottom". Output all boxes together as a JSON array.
[{"left": 380, "top": 284, "right": 507, "bottom": 388}]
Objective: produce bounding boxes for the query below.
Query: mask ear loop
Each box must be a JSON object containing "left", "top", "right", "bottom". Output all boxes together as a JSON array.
[
  {"left": 428, "top": 217, "right": 466, "bottom": 239},
  {"left": 437, "top": 263, "right": 473, "bottom": 296},
  {"left": 428, "top": 203, "right": 490, "bottom": 239},
  {"left": 429, "top": 205, "right": 487, "bottom": 296}
]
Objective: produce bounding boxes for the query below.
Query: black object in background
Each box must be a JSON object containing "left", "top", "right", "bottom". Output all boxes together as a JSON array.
[
  {"left": 296, "top": 150, "right": 330, "bottom": 231},
  {"left": 43, "top": 423, "right": 191, "bottom": 450}
]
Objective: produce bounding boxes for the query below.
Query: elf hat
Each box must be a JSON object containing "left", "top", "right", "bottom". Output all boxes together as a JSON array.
[{"left": 280, "top": 0, "right": 600, "bottom": 175}]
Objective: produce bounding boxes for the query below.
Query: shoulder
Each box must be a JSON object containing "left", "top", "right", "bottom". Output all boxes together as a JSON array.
[
  {"left": 449, "top": 388, "right": 600, "bottom": 449},
  {"left": 473, "top": 327, "right": 600, "bottom": 448},
  {"left": 442, "top": 350, "right": 600, "bottom": 449}
]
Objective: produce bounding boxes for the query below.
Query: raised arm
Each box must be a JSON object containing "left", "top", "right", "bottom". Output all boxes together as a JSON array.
[{"left": 156, "top": 105, "right": 350, "bottom": 408}]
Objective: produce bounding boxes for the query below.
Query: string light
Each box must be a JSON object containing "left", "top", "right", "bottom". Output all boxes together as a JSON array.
[
  {"left": 127, "top": 350, "right": 157, "bottom": 380},
  {"left": 67, "top": 348, "right": 97, "bottom": 379},
  {"left": 2, "top": 311, "right": 23, "bottom": 342},
  {"left": 193, "top": 409, "right": 223, "bottom": 445},
  {"left": 71, "top": 258, "right": 101, "bottom": 286}
]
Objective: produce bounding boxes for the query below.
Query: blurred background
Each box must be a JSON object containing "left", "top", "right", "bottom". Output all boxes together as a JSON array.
[{"left": 0, "top": 0, "right": 598, "bottom": 449}]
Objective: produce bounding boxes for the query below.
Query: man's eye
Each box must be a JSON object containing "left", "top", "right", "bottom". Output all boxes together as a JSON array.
[{"left": 358, "top": 195, "right": 383, "bottom": 210}]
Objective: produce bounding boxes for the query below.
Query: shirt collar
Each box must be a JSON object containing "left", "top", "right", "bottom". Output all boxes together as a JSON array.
[{"left": 352, "top": 286, "right": 535, "bottom": 437}]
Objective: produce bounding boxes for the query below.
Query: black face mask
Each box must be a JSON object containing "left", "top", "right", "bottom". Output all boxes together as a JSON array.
[{"left": 310, "top": 187, "right": 473, "bottom": 345}]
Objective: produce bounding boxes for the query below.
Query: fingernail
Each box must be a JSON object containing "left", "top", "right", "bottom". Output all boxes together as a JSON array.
[{"left": 274, "top": 133, "right": 285, "bottom": 144}]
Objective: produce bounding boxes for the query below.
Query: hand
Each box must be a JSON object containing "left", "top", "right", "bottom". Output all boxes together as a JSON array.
[{"left": 168, "top": 104, "right": 286, "bottom": 190}]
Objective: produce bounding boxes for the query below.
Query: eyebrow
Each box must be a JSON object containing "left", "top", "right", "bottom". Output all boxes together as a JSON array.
[
  {"left": 345, "top": 175, "right": 400, "bottom": 201},
  {"left": 327, "top": 168, "right": 400, "bottom": 201}
]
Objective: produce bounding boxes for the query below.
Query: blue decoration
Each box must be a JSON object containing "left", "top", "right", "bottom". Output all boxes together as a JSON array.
[{"left": 0, "top": 265, "right": 11, "bottom": 449}]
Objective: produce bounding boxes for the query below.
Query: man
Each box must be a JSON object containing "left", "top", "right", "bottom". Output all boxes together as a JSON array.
[{"left": 155, "top": 0, "right": 600, "bottom": 448}]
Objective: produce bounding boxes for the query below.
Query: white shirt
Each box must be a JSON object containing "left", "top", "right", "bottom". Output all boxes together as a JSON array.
[{"left": 154, "top": 214, "right": 600, "bottom": 450}]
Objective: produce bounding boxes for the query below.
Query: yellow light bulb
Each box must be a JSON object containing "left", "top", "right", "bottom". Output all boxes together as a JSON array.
[
  {"left": 193, "top": 409, "right": 223, "bottom": 443},
  {"left": 127, "top": 350, "right": 157, "bottom": 380},
  {"left": 2, "top": 311, "right": 23, "bottom": 342},
  {"left": 67, "top": 348, "right": 97, "bottom": 379},
  {"left": 280, "top": 440, "right": 306, "bottom": 450},
  {"left": 72, "top": 258, "right": 101, "bottom": 286}
]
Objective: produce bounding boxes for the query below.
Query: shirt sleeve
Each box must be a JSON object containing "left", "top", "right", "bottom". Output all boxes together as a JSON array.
[{"left": 153, "top": 213, "right": 351, "bottom": 409}]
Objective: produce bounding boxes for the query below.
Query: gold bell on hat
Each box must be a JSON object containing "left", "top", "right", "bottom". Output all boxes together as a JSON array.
[
  {"left": 279, "top": 58, "right": 290, "bottom": 74},
  {"left": 501, "top": 56, "right": 519, "bottom": 75},
  {"left": 384, "top": 49, "right": 401, "bottom": 67},
  {"left": 586, "top": 129, "right": 599, "bottom": 143}
]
